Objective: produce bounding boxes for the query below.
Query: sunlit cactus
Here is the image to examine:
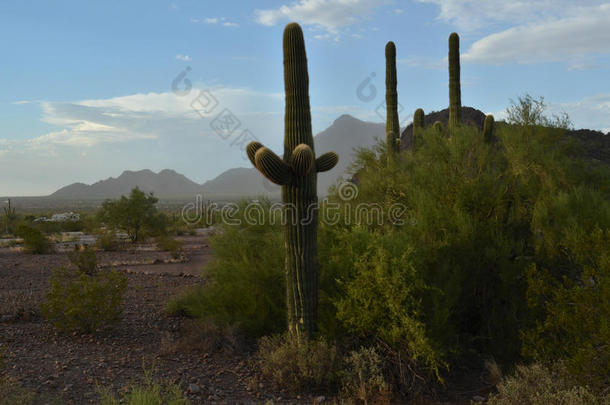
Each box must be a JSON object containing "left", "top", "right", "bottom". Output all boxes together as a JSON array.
[
  {"left": 385, "top": 41, "right": 400, "bottom": 159},
  {"left": 448, "top": 32, "right": 461, "bottom": 131},
  {"left": 246, "top": 23, "right": 338, "bottom": 339}
]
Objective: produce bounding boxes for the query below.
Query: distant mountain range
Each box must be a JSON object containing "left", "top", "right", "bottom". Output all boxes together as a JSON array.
[{"left": 50, "top": 114, "right": 385, "bottom": 199}]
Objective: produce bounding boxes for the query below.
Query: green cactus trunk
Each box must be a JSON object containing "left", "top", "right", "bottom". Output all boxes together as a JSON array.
[
  {"left": 483, "top": 114, "right": 494, "bottom": 142},
  {"left": 385, "top": 41, "right": 400, "bottom": 159},
  {"left": 413, "top": 108, "right": 425, "bottom": 139},
  {"left": 448, "top": 33, "right": 461, "bottom": 131},
  {"left": 246, "top": 23, "right": 338, "bottom": 340}
]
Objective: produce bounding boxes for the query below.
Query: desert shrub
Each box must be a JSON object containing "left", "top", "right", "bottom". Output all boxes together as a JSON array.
[
  {"left": 15, "top": 224, "right": 52, "bottom": 254},
  {"left": 334, "top": 231, "right": 446, "bottom": 381},
  {"left": 252, "top": 333, "right": 339, "bottom": 393},
  {"left": 161, "top": 319, "right": 243, "bottom": 355},
  {"left": 486, "top": 361, "right": 606, "bottom": 405},
  {"left": 340, "top": 347, "right": 390, "bottom": 405},
  {"left": 156, "top": 236, "right": 183, "bottom": 259},
  {"left": 330, "top": 122, "right": 610, "bottom": 382},
  {"left": 167, "top": 199, "right": 285, "bottom": 337},
  {"left": 41, "top": 250, "right": 127, "bottom": 332},
  {"left": 66, "top": 246, "right": 97, "bottom": 274},
  {"left": 97, "top": 230, "right": 120, "bottom": 251},
  {"left": 99, "top": 363, "right": 189, "bottom": 405},
  {"left": 522, "top": 188, "right": 610, "bottom": 391}
]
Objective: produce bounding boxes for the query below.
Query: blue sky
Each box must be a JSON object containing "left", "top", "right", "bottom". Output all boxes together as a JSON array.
[{"left": 2, "top": 0, "right": 610, "bottom": 196}]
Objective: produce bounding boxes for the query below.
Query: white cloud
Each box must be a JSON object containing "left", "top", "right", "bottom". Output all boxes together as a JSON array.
[
  {"left": 394, "top": 8, "right": 404, "bottom": 14},
  {"left": 462, "top": 4, "right": 610, "bottom": 64},
  {"left": 255, "top": 0, "right": 388, "bottom": 34},
  {"left": 175, "top": 54, "right": 192, "bottom": 61},
  {"left": 416, "top": 0, "right": 607, "bottom": 31},
  {"left": 547, "top": 93, "right": 610, "bottom": 133},
  {"left": 399, "top": 56, "right": 446, "bottom": 70},
  {"left": 194, "top": 17, "right": 238, "bottom": 27}
]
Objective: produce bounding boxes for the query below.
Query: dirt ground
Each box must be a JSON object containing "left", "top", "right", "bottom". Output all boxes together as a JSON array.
[{"left": 0, "top": 235, "right": 329, "bottom": 404}]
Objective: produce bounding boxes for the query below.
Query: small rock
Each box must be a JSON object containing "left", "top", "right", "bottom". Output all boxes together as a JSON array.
[
  {"left": 315, "top": 396, "right": 326, "bottom": 404},
  {"left": 188, "top": 383, "right": 200, "bottom": 394},
  {"left": 472, "top": 395, "right": 486, "bottom": 402}
]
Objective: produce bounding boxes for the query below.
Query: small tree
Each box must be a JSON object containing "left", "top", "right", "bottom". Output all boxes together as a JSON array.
[
  {"left": 505, "top": 93, "right": 572, "bottom": 129},
  {"left": 97, "top": 187, "right": 164, "bottom": 242}
]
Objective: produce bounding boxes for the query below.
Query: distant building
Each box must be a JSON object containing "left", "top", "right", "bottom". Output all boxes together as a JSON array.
[{"left": 34, "top": 212, "right": 81, "bottom": 222}]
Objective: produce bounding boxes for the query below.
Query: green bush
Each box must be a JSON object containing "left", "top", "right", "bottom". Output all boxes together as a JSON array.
[
  {"left": 97, "top": 231, "right": 120, "bottom": 251},
  {"left": 486, "top": 361, "right": 607, "bottom": 405},
  {"left": 252, "top": 333, "right": 339, "bottom": 393},
  {"left": 522, "top": 188, "right": 610, "bottom": 391},
  {"left": 15, "top": 224, "right": 52, "bottom": 254},
  {"left": 156, "top": 236, "right": 183, "bottom": 259},
  {"left": 340, "top": 347, "right": 390, "bottom": 405},
  {"left": 167, "top": 199, "right": 285, "bottom": 337},
  {"left": 99, "top": 364, "right": 189, "bottom": 405},
  {"left": 41, "top": 250, "right": 127, "bottom": 332}
]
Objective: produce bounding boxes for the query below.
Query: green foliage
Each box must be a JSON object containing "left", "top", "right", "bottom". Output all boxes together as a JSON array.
[
  {"left": 16, "top": 224, "right": 52, "bottom": 254},
  {"left": 99, "top": 363, "right": 189, "bottom": 405},
  {"left": 522, "top": 188, "right": 610, "bottom": 391},
  {"left": 338, "top": 121, "right": 610, "bottom": 382},
  {"left": 252, "top": 333, "right": 339, "bottom": 393},
  {"left": 340, "top": 347, "right": 390, "bottom": 405},
  {"left": 486, "top": 361, "right": 607, "bottom": 405},
  {"left": 67, "top": 246, "right": 97, "bottom": 274},
  {"left": 167, "top": 200, "right": 285, "bottom": 337},
  {"left": 335, "top": 232, "right": 446, "bottom": 379},
  {"left": 245, "top": 23, "right": 338, "bottom": 338},
  {"left": 505, "top": 93, "right": 573, "bottom": 129},
  {"left": 41, "top": 249, "right": 127, "bottom": 332},
  {"left": 97, "top": 230, "right": 120, "bottom": 251},
  {"left": 156, "top": 236, "right": 183, "bottom": 259},
  {"left": 97, "top": 187, "right": 165, "bottom": 242}
]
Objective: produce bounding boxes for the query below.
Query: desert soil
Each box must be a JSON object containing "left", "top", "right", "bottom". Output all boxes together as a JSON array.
[{"left": 0, "top": 235, "right": 329, "bottom": 404}]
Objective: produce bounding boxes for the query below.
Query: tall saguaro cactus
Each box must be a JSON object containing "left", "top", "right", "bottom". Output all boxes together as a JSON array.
[
  {"left": 246, "top": 23, "right": 338, "bottom": 339},
  {"left": 448, "top": 32, "right": 461, "bottom": 131},
  {"left": 385, "top": 41, "right": 400, "bottom": 158}
]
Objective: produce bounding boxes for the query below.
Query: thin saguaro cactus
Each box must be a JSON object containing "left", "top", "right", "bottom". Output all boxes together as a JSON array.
[
  {"left": 448, "top": 32, "right": 461, "bottom": 131},
  {"left": 385, "top": 41, "right": 400, "bottom": 159}
]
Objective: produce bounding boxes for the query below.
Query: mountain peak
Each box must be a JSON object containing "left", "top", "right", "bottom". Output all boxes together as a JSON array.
[{"left": 333, "top": 114, "right": 360, "bottom": 125}]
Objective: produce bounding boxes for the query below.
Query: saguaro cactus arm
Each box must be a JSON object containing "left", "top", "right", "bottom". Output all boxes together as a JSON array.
[
  {"left": 289, "top": 144, "right": 315, "bottom": 176},
  {"left": 254, "top": 147, "right": 293, "bottom": 185},
  {"left": 315, "top": 152, "right": 339, "bottom": 173},
  {"left": 246, "top": 141, "right": 264, "bottom": 166}
]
